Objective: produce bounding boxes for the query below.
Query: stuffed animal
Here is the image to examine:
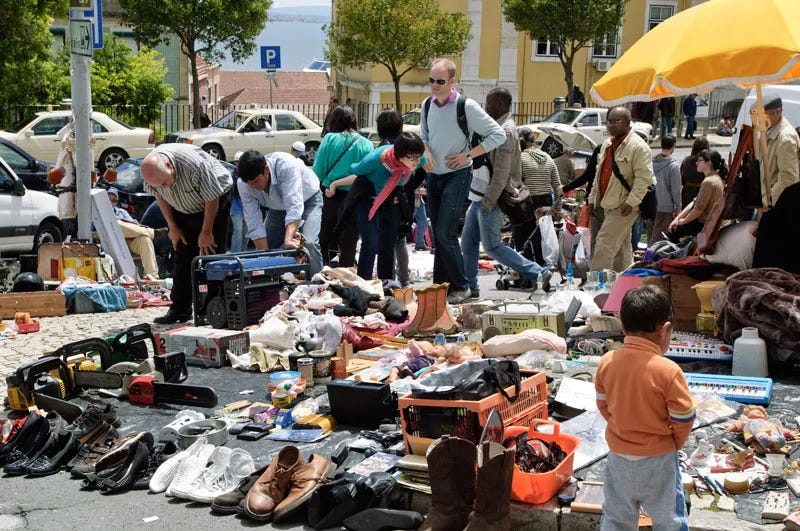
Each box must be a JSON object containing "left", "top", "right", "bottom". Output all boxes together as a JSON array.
[{"left": 725, "top": 405, "right": 799, "bottom": 454}]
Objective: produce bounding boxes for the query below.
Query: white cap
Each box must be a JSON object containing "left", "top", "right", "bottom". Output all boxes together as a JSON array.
[
  {"left": 291, "top": 141, "right": 306, "bottom": 154},
  {"left": 233, "top": 151, "right": 244, "bottom": 162}
]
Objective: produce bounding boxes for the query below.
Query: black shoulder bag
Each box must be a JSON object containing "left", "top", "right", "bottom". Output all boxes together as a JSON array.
[{"left": 610, "top": 155, "right": 657, "bottom": 219}]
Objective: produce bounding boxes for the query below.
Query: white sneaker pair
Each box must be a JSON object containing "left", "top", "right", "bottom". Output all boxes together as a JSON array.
[
  {"left": 165, "top": 439, "right": 216, "bottom": 497},
  {"left": 176, "top": 447, "right": 256, "bottom": 504},
  {"left": 149, "top": 437, "right": 212, "bottom": 494}
]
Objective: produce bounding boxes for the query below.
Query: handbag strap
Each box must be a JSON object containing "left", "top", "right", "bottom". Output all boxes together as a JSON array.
[
  {"left": 609, "top": 151, "right": 632, "bottom": 192},
  {"left": 324, "top": 135, "right": 360, "bottom": 180}
]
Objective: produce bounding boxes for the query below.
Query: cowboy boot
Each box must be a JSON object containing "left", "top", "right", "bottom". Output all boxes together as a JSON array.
[
  {"left": 464, "top": 442, "right": 516, "bottom": 531},
  {"left": 419, "top": 436, "right": 476, "bottom": 531}
]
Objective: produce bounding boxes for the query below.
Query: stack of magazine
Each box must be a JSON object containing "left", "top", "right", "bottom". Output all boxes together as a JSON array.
[{"left": 392, "top": 454, "right": 430, "bottom": 495}]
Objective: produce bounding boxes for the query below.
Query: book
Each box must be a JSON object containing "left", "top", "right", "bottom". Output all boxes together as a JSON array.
[
  {"left": 347, "top": 452, "right": 402, "bottom": 477},
  {"left": 393, "top": 470, "right": 432, "bottom": 494}
]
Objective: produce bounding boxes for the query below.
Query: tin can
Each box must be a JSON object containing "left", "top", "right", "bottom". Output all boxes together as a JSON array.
[{"left": 331, "top": 356, "right": 346, "bottom": 380}]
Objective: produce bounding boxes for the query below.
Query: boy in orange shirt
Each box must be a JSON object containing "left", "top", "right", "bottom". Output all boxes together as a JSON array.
[{"left": 595, "top": 285, "right": 694, "bottom": 531}]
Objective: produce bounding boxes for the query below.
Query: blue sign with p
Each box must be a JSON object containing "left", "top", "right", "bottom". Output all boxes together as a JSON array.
[{"left": 260, "top": 46, "right": 281, "bottom": 69}]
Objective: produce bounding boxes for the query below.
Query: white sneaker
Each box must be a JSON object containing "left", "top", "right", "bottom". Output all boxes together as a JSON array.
[
  {"left": 159, "top": 410, "right": 206, "bottom": 442},
  {"left": 185, "top": 448, "right": 256, "bottom": 504},
  {"left": 165, "top": 439, "right": 214, "bottom": 497},
  {"left": 149, "top": 445, "right": 193, "bottom": 494},
  {"left": 171, "top": 446, "right": 232, "bottom": 500}
]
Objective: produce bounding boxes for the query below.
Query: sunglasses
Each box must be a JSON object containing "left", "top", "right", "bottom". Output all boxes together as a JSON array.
[{"left": 428, "top": 77, "right": 447, "bottom": 85}]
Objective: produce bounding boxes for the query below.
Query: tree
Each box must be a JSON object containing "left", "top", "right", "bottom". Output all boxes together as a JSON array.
[
  {"left": 0, "top": 0, "right": 68, "bottom": 105},
  {"left": 119, "top": 0, "right": 272, "bottom": 127},
  {"left": 502, "top": 0, "right": 626, "bottom": 105},
  {"left": 326, "top": 0, "right": 472, "bottom": 111}
]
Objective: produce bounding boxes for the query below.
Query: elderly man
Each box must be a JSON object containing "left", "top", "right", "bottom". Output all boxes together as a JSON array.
[
  {"left": 763, "top": 96, "right": 800, "bottom": 207},
  {"left": 106, "top": 187, "right": 166, "bottom": 280},
  {"left": 420, "top": 57, "right": 505, "bottom": 304},
  {"left": 553, "top": 147, "right": 576, "bottom": 187},
  {"left": 236, "top": 150, "right": 323, "bottom": 275},
  {"left": 291, "top": 141, "right": 312, "bottom": 167},
  {"left": 588, "top": 106, "right": 654, "bottom": 272},
  {"left": 141, "top": 144, "right": 233, "bottom": 324}
]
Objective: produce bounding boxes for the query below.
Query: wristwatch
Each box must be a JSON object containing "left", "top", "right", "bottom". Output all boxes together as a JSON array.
[{"left": 465, "top": 152, "right": 473, "bottom": 164}]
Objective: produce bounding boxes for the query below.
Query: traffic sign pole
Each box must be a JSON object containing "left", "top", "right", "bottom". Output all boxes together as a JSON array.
[{"left": 70, "top": 17, "right": 95, "bottom": 241}]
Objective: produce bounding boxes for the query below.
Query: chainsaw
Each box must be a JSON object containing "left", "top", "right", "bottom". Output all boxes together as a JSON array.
[{"left": 5, "top": 354, "right": 217, "bottom": 412}]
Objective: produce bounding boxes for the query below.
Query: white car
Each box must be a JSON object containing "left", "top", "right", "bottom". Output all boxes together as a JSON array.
[
  {"left": 0, "top": 111, "right": 155, "bottom": 172},
  {"left": 0, "top": 156, "right": 62, "bottom": 253},
  {"left": 358, "top": 108, "right": 421, "bottom": 144},
  {"left": 164, "top": 109, "right": 324, "bottom": 163},
  {"left": 525, "top": 107, "right": 653, "bottom": 158}
]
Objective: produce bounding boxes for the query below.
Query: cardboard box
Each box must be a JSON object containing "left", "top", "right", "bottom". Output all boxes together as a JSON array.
[
  {"left": 668, "top": 274, "right": 702, "bottom": 331},
  {"left": 155, "top": 326, "right": 249, "bottom": 367},
  {"left": 0, "top": 292, "right": 66, "bottom": 318},
  {"left": 37, "top": 243, "right": 100, "bottom": 281}
]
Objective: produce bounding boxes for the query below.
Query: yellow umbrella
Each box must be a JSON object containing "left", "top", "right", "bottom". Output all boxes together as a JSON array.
[
  {"left": 590, "top": 0, "right": 800, "bottom": 105},
  {"left": 590, "top": 0, "right": 800, "bottom": 207}
]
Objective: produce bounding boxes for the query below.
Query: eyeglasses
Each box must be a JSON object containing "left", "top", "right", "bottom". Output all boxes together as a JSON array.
[{"left": 428, "top": 77, "right": 447, "bottom": 86}]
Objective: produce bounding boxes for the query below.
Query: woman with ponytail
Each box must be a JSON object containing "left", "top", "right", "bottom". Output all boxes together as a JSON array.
[{"left": 668, "top": 149, "right": 726, "bottom": 242}]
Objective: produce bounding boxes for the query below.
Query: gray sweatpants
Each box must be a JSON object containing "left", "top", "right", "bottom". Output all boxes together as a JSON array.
[{"left": 600, "top": 451, "right": 689, "bottom": 531}]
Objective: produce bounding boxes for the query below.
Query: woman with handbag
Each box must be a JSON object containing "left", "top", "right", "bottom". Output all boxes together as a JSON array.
[
  {"left": 668, "top": 149, "right": 726, "bottom": 243},
  {"left": 328, "top": 132, "right": 426, "bottom": 281},
  {"left": 313, "top": 106, "right": 374, "bottom": 267}
]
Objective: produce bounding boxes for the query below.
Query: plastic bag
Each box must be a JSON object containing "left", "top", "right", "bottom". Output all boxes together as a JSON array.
[
  {"left": 538, "top": 215, "right": 559, "bottom": 267},
  {"left": 315, "top": 313, "right": 343, "bottom": 353}
]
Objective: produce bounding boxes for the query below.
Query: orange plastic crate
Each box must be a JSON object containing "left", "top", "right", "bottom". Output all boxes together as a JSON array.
[{"left": 399, "top": 370, "right": 548, "bottom": 454}]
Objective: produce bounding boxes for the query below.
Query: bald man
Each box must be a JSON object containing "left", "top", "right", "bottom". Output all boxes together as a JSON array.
[{"left": 141, "top": 144, "right": 232, "bottom": 324}]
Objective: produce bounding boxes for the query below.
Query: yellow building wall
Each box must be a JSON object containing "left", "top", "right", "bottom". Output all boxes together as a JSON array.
[{"left": 479, "top": 0, "right": 500, "bottom": 80}]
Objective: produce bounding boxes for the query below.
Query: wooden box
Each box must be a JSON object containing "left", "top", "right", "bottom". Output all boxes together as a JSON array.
[
  {"left": 0, "top": 292, "right": 66, "bottom": 318},
  {"left": 37, "top": 243, "right": 100, "bottom": 281}
]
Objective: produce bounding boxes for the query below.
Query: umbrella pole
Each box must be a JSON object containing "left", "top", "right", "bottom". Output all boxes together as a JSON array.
[{"left": 753, "top": 83, "right": 774, "bottom": 208}]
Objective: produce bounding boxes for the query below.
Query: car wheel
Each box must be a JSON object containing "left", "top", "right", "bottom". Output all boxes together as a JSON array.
[
  {"left": 304, "top": 141, "right": 320, "bottom": 164},
  {"left": 99, "top": 148, "right": 128, "bottom": 172},
  {"left": 541, "top": 136, "right": 563, "bottom": 158},
  {"left": 202, "top": 144, "right": 226, "bottom": 160},
  {"left": 33, "top": 221, "right": 63, "bottom": 251}
]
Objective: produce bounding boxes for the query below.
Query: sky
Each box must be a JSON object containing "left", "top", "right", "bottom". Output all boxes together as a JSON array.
[{"left": 272, "top": 0, "right": 331, "bottom": 7}]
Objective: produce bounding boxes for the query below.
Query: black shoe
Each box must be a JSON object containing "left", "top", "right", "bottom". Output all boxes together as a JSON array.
[
  {"left": 26, "top": 431, "right": 78, "bottom": 477},
  {"left": 343, "top": 508, "right": 424, "bottom": 531},
  {"left": 69, "top": 433, "right": 124, "bottom": 479},
  {"left": 0, "top": 412, "right": 45, "bottom": 465},
  {"left": 470, "top": 289, "right": 480, "bottom": 299},
  {"left": 446, "top": 287, "right": 471, "bottom": 304},
  {"left": 153, "top": 308, "right": 192, "bottom": 325},
  {"left": 4, "top": 412, "right": 65, "bottom": 476},
  {"left": 131, "top": 440, "right": 179, "bottom": 490},
  {"left": 85, "top": 432, "right": 155, "bottom": 494},
  {"left": 66, "top": 403, "right": 121, "bottom": 437}
]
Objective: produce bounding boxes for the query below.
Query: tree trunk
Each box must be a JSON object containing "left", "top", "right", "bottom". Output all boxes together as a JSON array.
[
  {"left": 563, "top": 55, "right": 575, "bottom": 107},
  {"left": 189, "top": 52, "right": 202, "bottom": 129},
  {"left": 393, "top": 75, "right": 402, "bottom": 113}
]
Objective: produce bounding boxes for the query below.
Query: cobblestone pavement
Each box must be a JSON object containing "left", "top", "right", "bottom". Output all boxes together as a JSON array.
[{"left": 0, "top": 307, "right": 170, "bottom": 398}]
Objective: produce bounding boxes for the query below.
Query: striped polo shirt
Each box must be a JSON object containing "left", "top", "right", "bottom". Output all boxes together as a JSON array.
[
  {"left": 143, "top": 144, "right": 232, "bottom": 214},
  {"left": 520, "top": 147, "right": 562, "bottom": 210}
]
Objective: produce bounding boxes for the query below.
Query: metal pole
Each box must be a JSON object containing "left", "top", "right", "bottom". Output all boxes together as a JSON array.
[
  {"left": 70, "top": 48, "right": 93, "bottom": 241},
  {"left": 270, "top": 79, "right": 274, "bottom": 107}
]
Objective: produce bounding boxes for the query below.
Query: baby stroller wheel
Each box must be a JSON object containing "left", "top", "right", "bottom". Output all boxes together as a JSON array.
[
  {"left": 519, "top": 278, "right": 533, "bottom": 289},
  {"left": 496, "top": 279, "right": 506, "bottom": 290}
]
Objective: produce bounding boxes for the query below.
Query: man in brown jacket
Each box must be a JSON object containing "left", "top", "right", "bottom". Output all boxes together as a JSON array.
[
  {"left": 460, "top": 87, "right": 550, "bottom": 298},
  {"left": 763, "top": 97, "right": 800, "bottom": 207},
  {"left": 589, "top": 106, "right": 654, "bottom": 272}
]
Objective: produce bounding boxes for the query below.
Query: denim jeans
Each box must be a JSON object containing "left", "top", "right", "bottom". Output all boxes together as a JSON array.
[
  {"left": 354, "top": 196, "right": 402, "bottom": 281},
  {"left": 264, "top": 190, "right": 323, "bottom": 276},
  {"left": 229, "top": 214, "right": 248, "bottom": 253},
  {"left": 685, "top": 116, "right": 696, "bottom": 137},
  {"left": 461, "top": 201, "right": 546, "bottom": 291},
  {"left": 414, "top": 200, "right": 428, "bottom": 247},
  {"left": 660, "top": 116, "right": 674, "bottom": 138},
  {"left": 426, "top": 167, "right": 471, "bottom": 289},
  {"left": 631, "top": 214, "right": 644, "bottom": 252}
]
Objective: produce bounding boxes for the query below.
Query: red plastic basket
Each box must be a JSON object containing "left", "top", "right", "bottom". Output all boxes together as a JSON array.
[
  {"left": 505, "top": 419, "right": 580, "bottom": 504},
  {"left": 16, "top": 321, "right": 40, "bottom": 334}
]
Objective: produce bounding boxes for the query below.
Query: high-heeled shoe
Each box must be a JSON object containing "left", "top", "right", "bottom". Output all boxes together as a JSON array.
[{"left": 84, "top": 432, "right": 154, "bottom": 494}]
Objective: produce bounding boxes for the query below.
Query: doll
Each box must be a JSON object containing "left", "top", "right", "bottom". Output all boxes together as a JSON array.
[{"left": 725, "top": 405, "right": 799, "bottom": 454}]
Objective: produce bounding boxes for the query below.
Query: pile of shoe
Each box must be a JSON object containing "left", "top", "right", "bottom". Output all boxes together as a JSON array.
[{"left": 83, "top": 431, "right": 156, "bottom": 493}]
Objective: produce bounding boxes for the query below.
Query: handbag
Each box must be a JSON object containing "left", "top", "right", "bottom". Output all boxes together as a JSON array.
[
  {"left": 610, "top": 156, "right": 656, "bottom": 219},
  {"left": 498, "top": 185, "right": 537, "bottom": 225},
  {"left": 454, "top": 359, "right": 522, "bottom": 402}
]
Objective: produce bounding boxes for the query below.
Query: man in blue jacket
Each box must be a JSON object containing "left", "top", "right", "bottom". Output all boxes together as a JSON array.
[{"left": 682, "top": 94, "right": 697, "bottom": 140}]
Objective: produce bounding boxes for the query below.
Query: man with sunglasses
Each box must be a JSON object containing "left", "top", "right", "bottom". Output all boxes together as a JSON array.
[
  {"left": 420, "top": 58, "right": 506, "bottom": 304},
  {"left": 236, "top": 150, "right": 323, "bottom": 276}
]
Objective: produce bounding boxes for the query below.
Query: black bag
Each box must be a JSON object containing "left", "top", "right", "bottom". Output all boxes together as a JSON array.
[
  {"left": 307, "top": 472, "right": 397, "bottom": 529},
  {"left": 457, "top": 359, "right": 521, "bottom": 402},
  {"left": 497, "top": 185, "right": 537, "bottom": 225},
  {"left": 610, "top": 156, "right": 656, "bottom": 219}
]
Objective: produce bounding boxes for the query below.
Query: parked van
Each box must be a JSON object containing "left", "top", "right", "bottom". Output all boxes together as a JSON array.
[{"left": 730, "top": 84, "right": 800, "bottom": 150}]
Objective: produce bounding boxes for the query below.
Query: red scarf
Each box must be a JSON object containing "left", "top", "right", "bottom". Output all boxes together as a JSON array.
[{"left": 368, "top": 147, "right": 410, "bottom": 220}]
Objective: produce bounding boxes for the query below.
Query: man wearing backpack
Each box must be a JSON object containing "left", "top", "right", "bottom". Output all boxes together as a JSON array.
[
  {"left": 588, "top": 106, "right": 654, "bottom": 272},
  {"left": 420, "top": 58, "right": 505, "bottom": 304}
]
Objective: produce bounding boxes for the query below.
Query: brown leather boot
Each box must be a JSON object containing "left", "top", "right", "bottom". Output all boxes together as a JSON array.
[
  {"left": 243, "top": 446, "right": 302, "bottom": 521},
  {"left": 273, "top": 453, "right": 336, "bottom": 522},
  {"left": 419, "top": 436, "right": 476, "bottom": 531},
  {"left": 464, "top": 442, "right": 515, "bottom": 531}
]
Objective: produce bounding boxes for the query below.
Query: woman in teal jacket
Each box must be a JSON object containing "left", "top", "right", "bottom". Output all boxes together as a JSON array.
[{"left": 312, "top": 106, "right": 374, "bottom": 267}]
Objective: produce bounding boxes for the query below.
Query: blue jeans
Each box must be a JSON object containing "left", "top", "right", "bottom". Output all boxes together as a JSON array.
[
  {"left": 685, "top": 116, "right": 696, "bottom": 137},
  {"left": 354, "top": 196, "right": 402, "bottom": 281},
  {"left": 660, "top": 115, "right": 674, "bottom": 137},
  {"left": 631, "top": 214, "right": 644, "bottom": 251},
  {"left": 414, "top": 200, "right": 428, "bottom": 247},
  {"left": 264, "top": 190, "right": 323, "bottom": 276},
  {"left": 229, "top": 213, "right": 248, "bottom": 253},
  {"left": 461, "top": 201, "right": 546, "bottom": 291},
  {"left": 601, "top": 451, "right": 688, "bottom": 531},
  {"left": 427, "top": 167, "right": 471, "bottom": 289}
]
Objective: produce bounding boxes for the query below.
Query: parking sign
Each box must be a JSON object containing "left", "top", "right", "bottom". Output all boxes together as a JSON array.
[{"left": 260, "top": 46, "right": 281, "bottom": 69}]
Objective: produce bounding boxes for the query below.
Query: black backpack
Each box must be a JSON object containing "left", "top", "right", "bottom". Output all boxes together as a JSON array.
[{"left": 422, "top": 95, "right": 490, "bottom": 170}]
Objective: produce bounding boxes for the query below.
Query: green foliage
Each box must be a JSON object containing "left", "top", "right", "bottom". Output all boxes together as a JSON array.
[
  {"left": 0, "top": 0, "right": 68, "bottom": 104},
  {"left": 326, "top": 0, "right": 472, "bottom": 110},
  {"left": 120, "top": 0, "right": 272, "bottom": 127},
  {"left": 502, "top": 0, "right": 627, "bottom": 103}
]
